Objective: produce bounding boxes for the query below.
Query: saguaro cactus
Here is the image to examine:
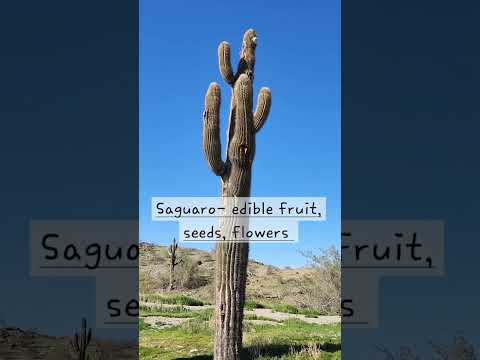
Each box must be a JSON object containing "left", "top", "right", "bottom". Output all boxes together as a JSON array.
[
  {"left": 168, "top": 237, "right": 182, "bottom": 290},
  {"left": 203, "top": 29, "right": 272, "bottom": 360},
  {"left": 70, "top": 318, "right": 92, "bottom": 360}
]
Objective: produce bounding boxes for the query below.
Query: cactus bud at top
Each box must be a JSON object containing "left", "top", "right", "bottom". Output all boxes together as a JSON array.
[{"left": 237, "top": 29, "right": 257, "bottom": 81}]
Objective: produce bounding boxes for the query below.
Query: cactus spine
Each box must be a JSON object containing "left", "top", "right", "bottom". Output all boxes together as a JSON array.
[
  {"left": 70, "top": 318, "right": 92, "bottom": 360},
  {"left": 168, "top": 238, "right": 182, "bottom": 290},
  {"left": 203, "top": 29, "right": 272, "bottom": 360}
]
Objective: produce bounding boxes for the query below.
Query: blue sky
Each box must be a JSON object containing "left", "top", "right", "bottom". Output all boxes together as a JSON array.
[{"left": 140, "top": 0, "right": 341, "bottom": 267}]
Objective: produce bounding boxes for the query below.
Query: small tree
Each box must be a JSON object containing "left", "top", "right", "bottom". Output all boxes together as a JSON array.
[{"left": 167, "top": 238, "right": 182, "bottom": 290}]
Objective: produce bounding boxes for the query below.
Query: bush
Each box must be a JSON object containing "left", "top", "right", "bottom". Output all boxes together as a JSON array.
[
  {"left": 140, "top": 265, "right": 170, "bottom": 292},
  {"left": 177, "top": 257, "right": 209, "bottom": 289},
  {"left": 377, "top": 335, "right": 479, "bottom": 359},
  {"left": 300, "top": 246, "right": 341, "bottom": 315}
]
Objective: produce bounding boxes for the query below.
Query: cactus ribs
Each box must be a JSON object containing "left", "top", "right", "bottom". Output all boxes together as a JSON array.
[{"left": 202, "top": 29, "right": 272, "bottom": 360}]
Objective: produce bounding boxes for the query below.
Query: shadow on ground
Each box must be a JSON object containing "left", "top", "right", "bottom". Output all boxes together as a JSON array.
[{"left": 174, "top": 342, "right": 341, "bottom": 359}]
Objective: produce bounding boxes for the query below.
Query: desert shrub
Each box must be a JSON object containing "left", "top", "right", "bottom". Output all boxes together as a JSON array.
[
  {"left": 300, "top": 246, "right": 341, "bottom": 315},
  {"left": 245, "top": 300, "right": 266, "bottom": 310},
  {"left": 376, "top": 336, "right": 479, "bottom": 359},
  {"left": 140, "top": 265, "right": 170, "bottom": 292},
  {"left": 265, "top": 265, "right": 276, "bottom": 276},
  {"left": 289, "top": 343, "right": 323, "bottom": 359},
  {"left": 195, "top": 280, "right": 215, "bottom": 304},
  {"left": 177, "top": 257, "right": 209, "bottom": 289},
  {"left": 430, "top": 336, "right": 478, "bottom": 359}
]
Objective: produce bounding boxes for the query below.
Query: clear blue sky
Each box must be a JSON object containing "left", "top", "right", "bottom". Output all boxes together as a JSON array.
[{"left": 140, "top": 0, "right": 340, "bottom": 267}]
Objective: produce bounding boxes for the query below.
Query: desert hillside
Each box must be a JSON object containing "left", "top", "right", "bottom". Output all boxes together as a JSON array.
[
  {"left": 0, "top": 327, "right": 136, "bottom": 359},
  {"left": 140, "top": 242, "right": 324, "bottom": 311}
]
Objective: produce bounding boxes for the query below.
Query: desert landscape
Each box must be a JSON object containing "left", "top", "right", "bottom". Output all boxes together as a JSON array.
[{"left": 139, "top": 242, "right": 341, "bottom": 359}]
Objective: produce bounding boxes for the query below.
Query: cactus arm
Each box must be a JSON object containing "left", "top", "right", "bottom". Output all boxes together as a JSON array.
[
  {"left": 218, "top": 42, "right": 235, "bottom": 86},
  {"left": 203, "top": 82, "right": 226, "bottom": 176},
  {"left": 86, "top": 328, "right": 91, "bottom": 346},
  {"left": 253, "top": 87, "right": 271, "bottom": 133},
  {"left": 71, "top": 334, "right": 80, "bottom": 352}
]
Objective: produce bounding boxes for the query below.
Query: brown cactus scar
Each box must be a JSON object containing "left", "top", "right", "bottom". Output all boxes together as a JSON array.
[{"left": 239, "top": 144, "right": 248, "bottom": 155}]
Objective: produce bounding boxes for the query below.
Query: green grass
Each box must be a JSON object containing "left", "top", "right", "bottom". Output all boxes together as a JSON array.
[
  {"left": 244, "top": 301, "right": 325, "bottom": 317},
  {"left": 141, "top": 294, "right": 328, "bottom": 317},
  {"left": 142, "top": 294, "right": 205, "bottom": 306},
  {"left": 244, "top": 314, "right": 282, "bottom": 323},
  {"left": 140, "top": 321, "right": 212, "bottom": 359},
  {"left": 139, "top": 294, "right": 339, "bottom": 359},
  {"left": 140, "top": 318, "right": 340, "bottom": 359},
  {"left": 139, "top": 318, "right": 151, "bottom": 331},
  {"left": 245, "top": 300, "right": 267, "bottom": 310},
  {"left": 140, "top": 304, "right": 190, "bottom": 317},
  {"left": 141, "top": 305, "right": 214, "bottom": 320},
  {"left": 271, "top": 304, "right": 300, "bottom": 314},
  {"left": 244, "top": 320, "right": 340, "bottom": 359},
  {"left": 270, "top": 304, "right": 325, "bottom": 317}
]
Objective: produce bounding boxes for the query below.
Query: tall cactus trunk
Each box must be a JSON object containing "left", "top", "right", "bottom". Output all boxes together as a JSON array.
[
  {"left": 214, "top": 242, "right": 249, "bottom": 359},
  {"left": 202, "top": 29, "right": 272, "bottom": 360},
  {"left": 215, "top": 167, "right": 252, "bottom": 359},
  {"left": 169, "top": 259, "right": 175, "bottom": 290},
  {"left": 168, "top": 238, "right": 181, "bottom": 291}
]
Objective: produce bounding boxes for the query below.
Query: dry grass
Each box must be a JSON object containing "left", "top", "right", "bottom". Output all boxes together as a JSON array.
[{"left": 377, "top": 336, "right": 479, "bottom": 360}]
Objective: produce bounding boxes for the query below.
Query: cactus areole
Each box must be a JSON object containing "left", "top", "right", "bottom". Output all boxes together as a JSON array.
[{"left": 202, "top": 29, "right": 272, "bottom": 360}]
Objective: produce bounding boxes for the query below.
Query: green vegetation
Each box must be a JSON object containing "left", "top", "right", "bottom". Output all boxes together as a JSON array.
[
  {"left": 271, "top": 304, "right": 324, "bottom": 317},
  {"left": 245, "top": 300, "right": 267, "bottom": 310},
  {"left": 140, "top": 318, "right": 340, "bottom": 359},
  {"left": 244, "top": 301, "right": 324, "bottom": 317},
  {"left": 271, "top": 304, "right": 299, "bottom": 315},
  {"left": 139, "top": 318, "right": 152, "bottom": 331},
  {"left": 140, "top": 243, "right": 341, "bottom": 317},
  {"left": 140, "top": 305, "right": 213, "bottom": 320},
  {"left": 141, "top": 294, "right": 205, "bottom": 306},
  {"left": 139, "top": 244, "right": 341, "bottom": 359},
  {"left": 243, "top": 314, "right": 282, "bottom": 323},
  {"left": 139, "top": 304, "right": 340, "bottom": 359}
]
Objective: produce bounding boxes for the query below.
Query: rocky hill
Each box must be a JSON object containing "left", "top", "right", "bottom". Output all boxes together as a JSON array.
[
  {"left": 140, "top": 242, "right": 317, "bottom": 308},
  {"left": 0, "top": 327, "right": 136, "bottom": 359}
]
